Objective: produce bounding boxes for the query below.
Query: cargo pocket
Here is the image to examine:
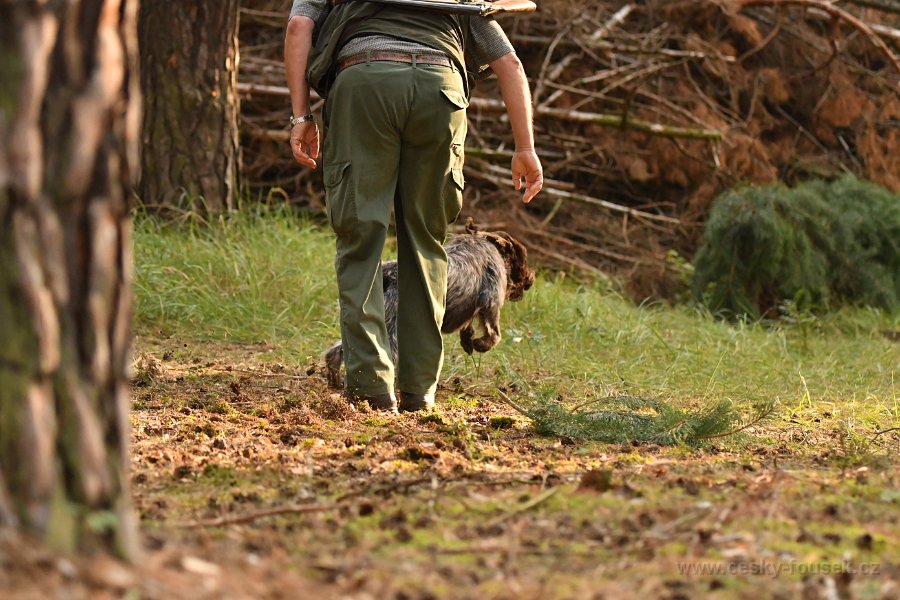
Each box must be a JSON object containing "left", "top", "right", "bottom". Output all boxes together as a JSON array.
[
  {"left": 440, "top": 87, "right": 469, "bottom": 111},
  {"left": 323, "top": 161, "right": 355, "bottom": 234},
  {"left": 445, "top": 167, "right": 465, "bottom": 225}
]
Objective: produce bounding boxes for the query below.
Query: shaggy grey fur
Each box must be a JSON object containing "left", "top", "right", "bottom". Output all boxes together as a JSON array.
[{"left": 325, "top": 228, "right": 534, "bottom": 389}]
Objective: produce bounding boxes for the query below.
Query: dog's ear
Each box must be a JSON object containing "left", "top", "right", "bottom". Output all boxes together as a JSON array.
[
  {"left": 483, "top": 231, "right": 535, "bottom": 300},
  {"left": 482, "top": 230, "right": 512, "bottom": 254},
  {"left": 506, "top": 236, "right": 535, "bottom": 299}
]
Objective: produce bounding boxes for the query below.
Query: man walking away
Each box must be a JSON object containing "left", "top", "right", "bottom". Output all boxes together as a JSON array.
[{"left": 284, "top": 0, "right": 543, "bottom": 413}]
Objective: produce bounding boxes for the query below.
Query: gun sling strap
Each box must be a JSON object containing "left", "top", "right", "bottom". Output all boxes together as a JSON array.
[{"left": 330, "top": 0, "right": 537, "bottom": 17}]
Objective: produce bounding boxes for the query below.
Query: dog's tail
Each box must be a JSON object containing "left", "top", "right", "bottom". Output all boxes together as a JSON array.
[{"left": 324, "top": 342, "right": 343, "bottom": 390}]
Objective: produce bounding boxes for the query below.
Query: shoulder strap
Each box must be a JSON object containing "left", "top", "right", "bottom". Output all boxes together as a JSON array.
[{"left": 331, "top": 0, "right": 536, "bottom": 17}]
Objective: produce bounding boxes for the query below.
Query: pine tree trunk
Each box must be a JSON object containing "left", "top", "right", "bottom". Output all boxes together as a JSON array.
[
  {"left": 0, "top": 0, "right": 140, "bottom": 559},
  {"left": 138, "top": 0, "right": 242, "bottom": 214}
]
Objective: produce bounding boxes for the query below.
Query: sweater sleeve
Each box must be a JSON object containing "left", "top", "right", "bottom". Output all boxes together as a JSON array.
[
  {"left": 290, "top": 0, "right": 329, "bottom": 24},
  {"left": 467, "top": 17, "right": 515, "bottom": 66}
]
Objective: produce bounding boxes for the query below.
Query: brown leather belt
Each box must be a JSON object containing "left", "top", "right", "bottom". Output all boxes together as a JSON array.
[{"left": 338, "top": 51, "right": 453, "bottom": 73}]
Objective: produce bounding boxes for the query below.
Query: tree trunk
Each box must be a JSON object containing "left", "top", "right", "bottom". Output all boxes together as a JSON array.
[
  {"left": 0, "top": 0, "right": 141, "bottom": 559},
  {"left": 138, "top": 0, "right": 242, "bottom": 214}
]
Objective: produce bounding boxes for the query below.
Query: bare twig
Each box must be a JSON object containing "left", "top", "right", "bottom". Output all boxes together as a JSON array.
[
  {"left": 841, "top": 0, "right": 900, "bottom": 15},
  {"left": 465, "top": 168, "right": 680, "bottom": 224},
  {"left": 432, "top": 545, "right": 599, "bottom": 557},
  {"left": 336, "top": 476, "right": 433, "bottom": 502},
  {"left": 528, "top": 245, "right": 617, "bottom": 279},
  {"left": 494, "top": 389, "right": 530, "bottom": 414},
  {"left": 739, "top": 5, "right": 787, "bottom": 62},
  {"left": 589, "top": 4, "right": 635, "bottom": 43},
  {"left": 533, "top": 20, "right": 575, "bottom": 105},
  {"left": 235, "top": 83, "right": 724, "bottom": 140},
  {"left": 527, "top": 228, "right": 647, "bottom": 264},
  {"left": 485, "top": 486, "right": 561, "bottom": 527},
  {"left": 510, "top": 34, "right": 737, "bottom": 61},
  {"left": 534, "top": 186, "right": 682, "bottom": 225},
  {"left": 738, "top": 0, "right": 900, "bottom": 72},
  {"left": 175, "top": 501, "right": 349, "bottom": 528},
  {"left": 864, "top": 426, "right": 900, "bottom": 451},
  {"left": 870, "top": 23, "right": 900, "bottom": 42}
]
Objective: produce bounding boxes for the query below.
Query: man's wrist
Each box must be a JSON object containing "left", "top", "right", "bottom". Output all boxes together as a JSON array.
[{"left": 290, "top": 113, "right": 315, "bottom": 127}]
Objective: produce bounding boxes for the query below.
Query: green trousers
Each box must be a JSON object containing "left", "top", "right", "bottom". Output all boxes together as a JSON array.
[{"left": 323, "top": 59, "right": 468, "bottom": 396}]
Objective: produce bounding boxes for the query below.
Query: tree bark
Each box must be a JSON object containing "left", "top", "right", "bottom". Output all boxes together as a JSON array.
[
  {"left": 138, "top": 0, "right": 242, "bottom": 214},
  {"left": 0, "top": 0, "right": 140, "bottom": 559}
]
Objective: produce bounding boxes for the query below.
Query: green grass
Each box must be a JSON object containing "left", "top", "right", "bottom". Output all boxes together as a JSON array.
[
  {"left": 134, "top": 208, "right": 900, "bottom": 445},
  {"left": 135, "top": 208, "right": 339, "bottom": 359},
  {"left": 129, "top": 209, "right": 899, "bottom": 597}
]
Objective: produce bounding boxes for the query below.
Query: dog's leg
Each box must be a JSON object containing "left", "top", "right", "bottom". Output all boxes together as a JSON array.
[
  {"left": 324, "top": 342, "right": 344, "bottom": 390},
  {"left": 459, "top": 322, "right": 475, "bottom": 355},
  {"left": 470, "top": 303, "right": 502, "bottom": 353}
]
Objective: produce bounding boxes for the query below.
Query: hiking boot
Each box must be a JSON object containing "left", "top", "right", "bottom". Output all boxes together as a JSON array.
[
  {"left": 398, "top": 391, "right": 435, "bottom": 413},
  {"left": 346, "top": 391, "right": 398, "bottom": 414}
]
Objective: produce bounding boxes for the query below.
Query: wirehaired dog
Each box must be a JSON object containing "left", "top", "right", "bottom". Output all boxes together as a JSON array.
[{"left": 325, "top": 224, "right": 535, "bottom": 389}]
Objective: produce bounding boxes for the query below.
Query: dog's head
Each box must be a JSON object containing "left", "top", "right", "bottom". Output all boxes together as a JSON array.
[{"left": 482, "top": 231, "right": 535, "bottom": 301}]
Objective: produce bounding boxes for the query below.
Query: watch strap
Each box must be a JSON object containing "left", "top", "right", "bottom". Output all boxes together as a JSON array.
[{"left": 290, "top": 114, "right": 315, "bottom": 127}]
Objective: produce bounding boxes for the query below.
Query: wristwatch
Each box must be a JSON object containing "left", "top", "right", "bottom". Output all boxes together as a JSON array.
[{"left": 290, "top": 114, "right": 315, "bottom": 127}]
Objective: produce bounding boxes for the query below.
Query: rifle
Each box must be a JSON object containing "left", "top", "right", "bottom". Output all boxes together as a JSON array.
[{"left": 332, "top": 0, "right": 537, "bottom": 17}]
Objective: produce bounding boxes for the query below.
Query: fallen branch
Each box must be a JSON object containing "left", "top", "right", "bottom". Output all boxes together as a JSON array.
[
  {"left": 237, "top": 82, "right": 296, "bottom": 97},
  {"left": 870, "top": 22, "right": 900, "bottom": 42},
  {"left": 526, "top": 227, "right": 647, "bottom": 265},
  {"left": 589, "top": 4, "right": 635, "bottom": 43},
  {"left": 496, "top": 391, "right": 776, "bottom": 446},
  {"left": 740, "top": 4, "right": 787, "bottom": 62},
  {"left": 509, "top": 34, "right": 737, "bottom": 61},
  {"left": 240, "top": 135, "right": 572, "bottom": 165},
  {"left": 495, "top": 389, "right": 530, "bottom": 413},
  {"left": 235, "top": 82, "right": 724, "bottom": 140},
  {"left": 693, "top": 404, "right": 777, "bottom": 440},
  {"left": 432, "top": 544, "right": 598, "bottom": 557},
  {"left": 485, "top": 486, "right": 560, "bottom": 527},
  {"left": 246, "top": 127, "right": 289, "bottom": 142},
  {"left": 738, "top": 0, "right": 900, "bottom": 73},
  {"left": 534, "top": 186, "right": 680, "bottom": 226},
  {"left": 842, "top": 0, "right": 900, "bottom": 15},
  {"left": 336, "top": 476, "right": 433, "bottom": 502},
  {"left": 533, "top": 20, "right": 575, "bottom": 105},
  {"left": 509, "top": 100, "right": 724, "bottom": 140},
  {"left": 175, "top": 501, "right": 348, "bottom": 528},
  {"left": 466, "top": 168, "right": 682, "bottom": 225},
  {"left": 864, "top": 426, "right": 900, "bottom": 451},
  {"left": 511, "top": 244, "right": 615, "bottom": 278}
]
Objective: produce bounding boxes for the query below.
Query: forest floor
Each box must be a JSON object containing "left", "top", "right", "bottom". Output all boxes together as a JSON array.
[
  {"left": 5, "top": 349, "right": 898, "bottom": 600},
  {"left": 3, "top": 214, "right": 899, "bottom": 599},
  {"left": 116, "top": 340, "right": 899, "bottom": 600}
]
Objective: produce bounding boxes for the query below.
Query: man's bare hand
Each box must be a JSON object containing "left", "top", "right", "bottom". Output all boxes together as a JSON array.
[
  {"left": 290, "top": 121, "right": 320, "bottom": 169},
  {"left": 511, "top": 149, "right": 543, "bottom": 204}
]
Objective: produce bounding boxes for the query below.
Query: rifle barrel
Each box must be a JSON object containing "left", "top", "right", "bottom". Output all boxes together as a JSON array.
[{"left": 353, "top": 0, "right": 489, "bottom": 16}]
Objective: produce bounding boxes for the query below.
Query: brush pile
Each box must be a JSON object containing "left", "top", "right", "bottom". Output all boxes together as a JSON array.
[{"left": 238, "top": 0, "right": 900, "bottom": 297}]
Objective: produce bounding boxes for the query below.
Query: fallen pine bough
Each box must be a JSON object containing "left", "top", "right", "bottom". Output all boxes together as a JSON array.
[{"left": 496, "top": 390, "right": 776, "bottom": 445}]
